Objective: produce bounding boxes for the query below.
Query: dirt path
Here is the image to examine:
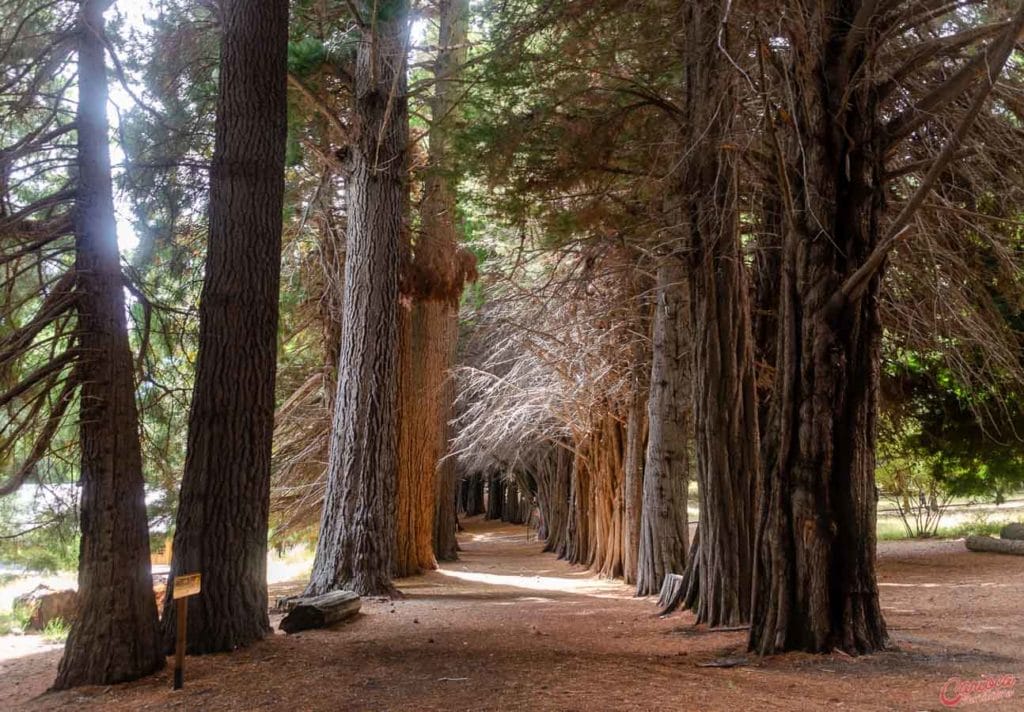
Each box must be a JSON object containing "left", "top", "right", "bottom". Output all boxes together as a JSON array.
[{"left": 4, "top": 517, "right": 1024, "bottom": 711}]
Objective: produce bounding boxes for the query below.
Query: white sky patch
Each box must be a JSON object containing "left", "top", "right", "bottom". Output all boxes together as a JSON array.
[{"left": 108, "top": 0, "right": 159, "bottom": 254}]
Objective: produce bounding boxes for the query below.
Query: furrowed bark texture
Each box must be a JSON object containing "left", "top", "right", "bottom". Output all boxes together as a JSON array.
[
  {"left": 750, "top": 2, "right": 887, "bottom": 655},
  {"left": 460, "top": 472, "right": 485, "bottom": 516},
  {"left": 535, "top": 444, "right": 572, "bottom": 555},
  {"left": 753, "top": 189, "right": 783, "bottom": 437},
  {"left": 636, "top": 261, "right": 689, "bottom": 596},
  {"left": 163, "top": 0, "right": 288, "bottom": 653},
  {"left": 486, "top": 472, "right": 504, "bottom": 520},
  {"left": 54, "top": 0, "right": 163, "bottom": 688},
  {"left": 394, "top": 303, "right": 443, "bottom": 576},
  {"left": 593, "top": 415, "right": 626, "bottom": 578},
  {"left": 502, "top": 473, "right": 534, "bottom": 525},
  {"left": 307, "top": 0, "right": 409, "bottom": 597},
  {"left": 622, "top": 339, "right": 649, "bottom": 585},
  {"left": 394, "top": 0, "right": 472, "bottom": 576},
  {"left": 500, "top": 479, "right": 519, "bottom": 523},
  {"left": 681, "top": 0, "right": 758, "bottom": 627},
  {"left": 433, "top": 316, "right": 460, "bottom": 561}
]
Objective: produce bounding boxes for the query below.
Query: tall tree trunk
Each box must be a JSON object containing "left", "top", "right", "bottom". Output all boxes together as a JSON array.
[
  {"left": 622, "top": 349, "right": 648, "bottom": 585},
  {"left": 752, "top": 189, "right": 782, "bottom": 439},
  {"left": 54, "top": 0, "right": 163, "bottom": 688},
  {"left": 537, "top": 443, "right": 572, "bottom": 555},
  {"left": 394, "top": 306, "right": 442, "bottom": 575},
  {"left": 462, "top": 472, "right": 484, "bottom": 516},
  {"left": 750, "top": 2, "right": 887, "bottom": 655},
  {"left": 636, "top": 262, "right": 689, "bottom": 596},
  {"left": 393, "top": 0, "right": 472, "bottom": 577},
  {"left": 566, "top": 429, "right": 599, "bottom": 567},
  {"left": 433, "top": 318, "right": 460, "bottom": 561},
  {"left": 163, "top": 0, "right": 288, "bottom": 653},
  {"left": 485, "top": 471, "right": 504, "bottom": 520},
  {"left": 500, "top": 479, "right": 517, "bottom": 523},
  {"left": 306, "top": 0, "right": 409, "bottom": 597},
  {"left": 679, "top": 0, "right": 758, "bottom": 628},
  {"left": 750, "top": 0, "right": 1024, "bottom": 654}
]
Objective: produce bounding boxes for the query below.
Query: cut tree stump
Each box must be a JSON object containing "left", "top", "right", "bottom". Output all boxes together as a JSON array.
[
  {"left": 965, "top": 534, "right": 1024, "bottom": 556},
  {"left": 657, "top": 573, "right": 686, "bottom": 614},
  {"left": 999, "top": 523, "right": 1024, "bottom": 541},
  {"left": 279, "top": 590, "right": 361, "bottom": 633}
]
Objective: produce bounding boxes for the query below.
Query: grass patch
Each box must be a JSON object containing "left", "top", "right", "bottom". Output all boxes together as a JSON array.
[
  {"left": 0, "top": 605, "right": 30, "bottom": 635},
  {"left": 935, "top": 519, "right": 1005, "bottom": 539},
  {"left": 877, "top": 518, "right": 912, "bottom": 541},
  {"left": 41, "top": 616, "right": 69, "bottom": 643}
]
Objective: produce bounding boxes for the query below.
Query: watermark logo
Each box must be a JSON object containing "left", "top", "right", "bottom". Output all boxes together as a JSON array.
[{"left": 939, "top": 674, "right": 1017, "bottom": 707}]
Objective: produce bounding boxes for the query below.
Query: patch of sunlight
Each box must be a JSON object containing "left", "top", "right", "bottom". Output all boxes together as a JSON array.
[
  {"left": 0, "top": 573, "right": 77, "bottom": 612},
  {"left": 464, "top": 530, "right": 538, "bottom": 545},
  {"left": 436, "top": 568, "right": 631, "bottom": 599},
  {"left": 0, "top": 634, "right": 63, "bottom": 663},
  {"left": 267, "top": 552, "right": 312, "bottom": 585}
]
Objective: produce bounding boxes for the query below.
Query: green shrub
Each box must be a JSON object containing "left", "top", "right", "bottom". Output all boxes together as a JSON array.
[
  {"left": 0, "top": 605, "right": 31, "bottom": 635},
  {"left": 41, "top": 616, "right": 70, "bottom": 643}
]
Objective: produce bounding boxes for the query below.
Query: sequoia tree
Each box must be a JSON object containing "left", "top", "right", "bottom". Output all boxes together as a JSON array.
[
  {"left": 635, "top": 260, "right": 690, "bottom": 596},
  {"left": 677, "top": 0, "right": 759, "bottom": 628},
  {"left": 307, "top": 0, "right": 410, "bottom": 596},
  {"left": 750, "top": 1, "right": 1024, "bottom": 655},
  {"left": 54, "top": 0, "right": 163, "bottom": 688},
  {"left": 162, "top": 0, "right": 289, "bottom": 653},
  {"left": 429, "top": 0, "right": 474, "bottom": 564},
  {"left": 394, "top": 0, "right": 474, "bottom": 576}
]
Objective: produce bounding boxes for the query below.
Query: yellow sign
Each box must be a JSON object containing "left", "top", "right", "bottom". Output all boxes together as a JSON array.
[{"left": 173, "top": 573, "right": 202, "bottom": 599}]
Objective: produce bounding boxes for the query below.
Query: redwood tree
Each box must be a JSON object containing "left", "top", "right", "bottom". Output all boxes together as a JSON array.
[
  {"left": 750, "top": 0, "right": 1024, "bottom": 655},
  {"left": 635, "top": 260, "right": 689, "bottom": 596},
  {"left": 54, "top": 0, "right": 163, "bottom": 688},
  {"left": 678, "top": 0, "right": 759, "bottom": 628},
  {"left": 394, "top": 0, "right": 474, "bottom": 575},
  {"left": 307, "top": 0, "right": 410, "bottom": 597},
  {"left": 162, "top": 0, "right": 288, "bottom": 653}
]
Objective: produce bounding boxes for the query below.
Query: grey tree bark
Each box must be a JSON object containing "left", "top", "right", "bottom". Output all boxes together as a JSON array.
[
  {"left": 162, "top": 0, "right": 289, "bottom": 654},
  {"left": 306, "top": 0, "right": 409, "bottom": 597},
  {"left": 622, "top": 387, "right": 646, "bottom": 586},
  {"left": 54, "top": 0, "right": 163, "bottom": 688},
  {"left": 636, "top": 260, "right": 690, "bottom": 596}
]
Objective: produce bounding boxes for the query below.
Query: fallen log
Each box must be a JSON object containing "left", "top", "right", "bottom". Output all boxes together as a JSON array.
[
  {"left": 965, "top": 534, "right": 1024, "bottom": 556},
  {"left": 279, "top": 590, "right": 361, "bottom": 633},
  {"left": 999, "top": 523, "right": 1024, "bottom": 540}
]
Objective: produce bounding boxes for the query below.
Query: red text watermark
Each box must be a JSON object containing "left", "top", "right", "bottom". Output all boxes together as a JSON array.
[{"left": 939, "top": 674, "right": 1017, "bottom": 707}]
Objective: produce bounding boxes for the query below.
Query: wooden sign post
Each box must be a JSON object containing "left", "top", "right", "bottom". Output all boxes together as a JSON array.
[{"left": 172, "top": 573, "right": 201, "bottom": 690}]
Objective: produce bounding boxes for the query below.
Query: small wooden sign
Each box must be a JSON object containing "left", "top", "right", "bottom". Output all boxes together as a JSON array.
[
  {"left": 173, "top": 573, "right": 201, "bottom": 599},
  {"left": 172, "top": 572, "right": 201, "bottom": 690}
]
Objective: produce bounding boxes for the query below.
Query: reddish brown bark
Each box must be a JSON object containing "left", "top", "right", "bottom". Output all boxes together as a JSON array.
[
  {"left": 679, "top": 0, "right": 758, "bottom": 628},
  {"left": 750, "top": 2, "right": 887, "bottom": 654},
  {"left": 393, "top": 0, "right": 474, "bottom": 577}
]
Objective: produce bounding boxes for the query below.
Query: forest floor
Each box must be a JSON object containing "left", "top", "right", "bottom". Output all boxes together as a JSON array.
[{"left": 2, "top": 516, "right": 1023, "bottom": 711}]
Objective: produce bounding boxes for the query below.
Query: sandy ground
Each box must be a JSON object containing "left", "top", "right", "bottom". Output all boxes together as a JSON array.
[{"left": 2, "top": 516, "right": 1023, "bottom": 711}]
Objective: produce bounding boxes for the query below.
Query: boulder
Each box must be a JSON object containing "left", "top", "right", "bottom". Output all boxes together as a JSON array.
[{"left": 13, "top": 584, "right": 78, "bottom": 631}]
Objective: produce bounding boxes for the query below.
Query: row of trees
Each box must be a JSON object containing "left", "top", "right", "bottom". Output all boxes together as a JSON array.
[
  {"left": 2, "top": 0, "right": 1024, "bottom": 690},
  {"left": 4, "top": 0, "right": 291, "bottom": 684},
  {"left": 451, "top": 0, "right": 1024, "bottom": 656},
  {"left": 3, "top": 0, "right": 479, "bottom": 687}
]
